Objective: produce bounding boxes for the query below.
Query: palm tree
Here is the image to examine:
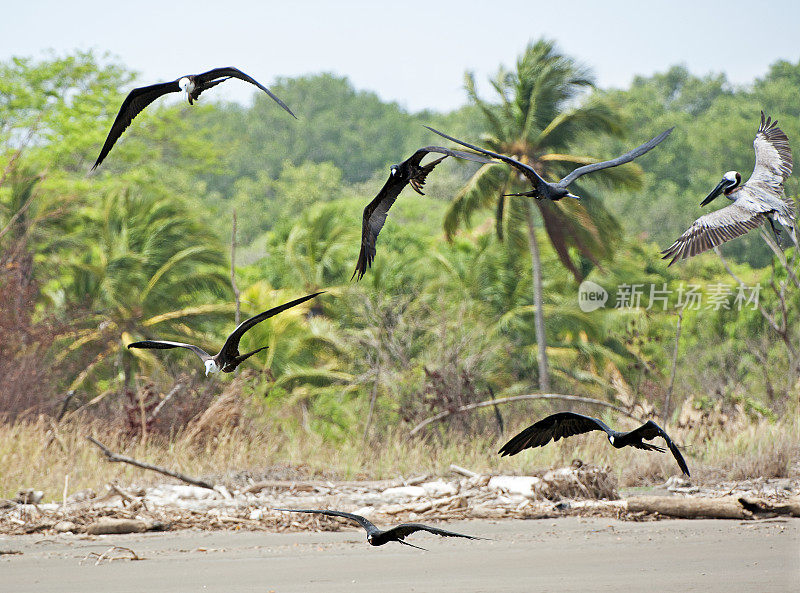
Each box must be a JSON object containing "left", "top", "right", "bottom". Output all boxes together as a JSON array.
[
  {"left": 444, "top": 39, "right": 643, "bottom": 391},
  {"left": 56, "top": 185, "right": 230, "bottom": 392},
  {"left": 266, "top": 201, "right": 356, "bottom": 294}
]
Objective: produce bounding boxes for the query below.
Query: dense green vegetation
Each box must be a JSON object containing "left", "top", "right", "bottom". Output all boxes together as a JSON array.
[{"left": 1, "top": 45, "right": 797, "bottom": 447}]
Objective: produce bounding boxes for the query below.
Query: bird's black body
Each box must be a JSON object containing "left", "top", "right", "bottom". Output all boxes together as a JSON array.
[
  {"left": 352, "top": 146, "right": 491, "bottom": 280},
  {"left": 274, "top": 508, "right": 483, "bottom": 550},
  {"left": 92, "top": 66, "right": 296, "bottom": 170},
  {"left": 499, "top": 411, "right": 690, "bottom": 476},
  {"left": 425, "top": 126, "right": 673, "bottom": 201},
  {"left": 127, "top": 292, "right": 322, "bottom": 374}
]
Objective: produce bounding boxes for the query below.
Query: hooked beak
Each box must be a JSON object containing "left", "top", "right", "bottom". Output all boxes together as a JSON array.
[
  {"left": 701, "top": 180, "right": 727, "bottom": 206},
  {"left": 205, "top": 368, "right": 210, "bottom": 377}
]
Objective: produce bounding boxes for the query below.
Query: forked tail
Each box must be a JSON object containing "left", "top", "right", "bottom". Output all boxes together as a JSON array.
[
  {"left": 397, "top": 539, "right": 427, "bottom": 551},
  {"left": 235, "top": 346, "right": 269, "bottom": 365}
]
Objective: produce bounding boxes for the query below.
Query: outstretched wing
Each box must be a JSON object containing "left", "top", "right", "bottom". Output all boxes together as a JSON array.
[
  {"left": 384, "top": 523, "right": 482, "bottom": 541},
  {"left": 195, "top": 67, "right": 296, "bottom": 119},
  {"left": 91, "top": 81, "right": 180, "bottom": 169},
  {"left": 126, "top": 340, "right": 212, "bottom": 363},
  {"left": 404, "top": 146, "right": 494, "bottom": 169},
  {"left": 498, "top": 412, "right": 612, "bottom": 456},
  {"left": 273, "top": 508, "right": 378, "bottom": 533},
  {"left": 219, "top": 292, "right": 323, "bottom": 360},
  {"left": 424, "top": 126, "right": 548, "bottom": 192},
  {"left": 747, "top": 111, "right": 793, "bottom": 192},
  {"left": 352, "top": 174, "right": 408, "bottom": 281},
  {"left": 661, "top": 202, "right": 766, "bottom": 265},
  {"left": 557, "top": 128, "right": 673, "bottom": 187},
  {"left": 626, "top": 420, "right": 690, "bottom": 476},
  {"left": 352, "top": 146, "right": 491, "bottom": 281}
]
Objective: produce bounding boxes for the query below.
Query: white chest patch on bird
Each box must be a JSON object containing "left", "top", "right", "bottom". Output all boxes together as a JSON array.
[{"left": 608, "top": 435, "right": 615, "bottom": 445}]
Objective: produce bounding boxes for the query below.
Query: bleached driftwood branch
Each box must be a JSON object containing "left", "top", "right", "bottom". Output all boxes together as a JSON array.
[
  {"left": 86, "top": 436, "right": 215, "bottom": 490},
  {"left": 626, "top": 495, "right": 800, "bottom": 520}
]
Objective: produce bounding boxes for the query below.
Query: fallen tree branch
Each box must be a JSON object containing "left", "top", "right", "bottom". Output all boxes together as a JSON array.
[
  {"left": 86, "top": 436, "right": 215, "bottom": 490},
  {"left": 409, "top": 393, "right": 645, "bottom": 437},
  {"left": 449, "top": 464, "right": 478, "bottom": 479},
  {"left": 627, "top": 495, "right": 800, "bottom": 520},
  {"left": 627, "top": 496, "right": 751, "bottom": 519}
]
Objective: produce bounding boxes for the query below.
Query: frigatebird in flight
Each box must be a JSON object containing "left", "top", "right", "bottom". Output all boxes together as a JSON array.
[
  {"left": 274, "top": 508, "right": 484, "bottom": 550},
  {"left": 92, "top": 67, "right": 296, "bottom": 170},
  {"left": 425, "top": 125, "right": 673, "bottom": 201},
  {"left": 352, "top": 146, "right": 491, "bottom": 280},
  {"left": 127, "top": 292, "right": 322, "bottom": 376},
  {"left": 662, "top": 112, "right": 795, "bottom": 265},
  {"left": 498, "top": 411, "right": 690, "bottom": 476}
]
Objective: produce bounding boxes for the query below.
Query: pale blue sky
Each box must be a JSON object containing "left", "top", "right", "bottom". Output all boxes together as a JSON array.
[{"left": 2, "top": 0, "right": 798, "bottom": 111}]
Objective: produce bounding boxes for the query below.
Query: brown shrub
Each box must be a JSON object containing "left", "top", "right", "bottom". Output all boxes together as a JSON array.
[{"left": 0, "top": 254, "right": 61, "bottom": 419}]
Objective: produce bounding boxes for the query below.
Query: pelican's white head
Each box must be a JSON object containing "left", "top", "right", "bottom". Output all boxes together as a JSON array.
[
  {"left": 702, "top": 170, "right": 741, "bottom": 206},
  {"left": 204, "top": 359, "right": 220, "bottom": 376}
]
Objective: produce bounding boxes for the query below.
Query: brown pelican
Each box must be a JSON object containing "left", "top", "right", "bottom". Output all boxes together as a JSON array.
[
  {"left": 425, "top": 125, "right": 673, "bottom": 201},
  {"left": 127, "top": 292, "right": 321, "bottom": 375},
  {"left": 92, "top": 67, "right": 296, "bottom": 170},
  {"left": 663, "top": 112, "right": 795, "bottom": 265},
  {"left": 352, "top": 146, "right": 491, "bottom": 280},
  {"left": 274, "top": 509, "right": 485, "bottom": 550},
  {"left": 499, "top": 411, "right": 690, "bottom": 476}
]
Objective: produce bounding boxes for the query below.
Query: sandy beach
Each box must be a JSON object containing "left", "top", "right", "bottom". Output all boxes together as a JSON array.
[{"left": 2, "top": 517, "right": 797, "bottom": 593}]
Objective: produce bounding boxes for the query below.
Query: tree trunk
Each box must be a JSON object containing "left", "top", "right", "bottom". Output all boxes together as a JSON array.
[
  {"left": 524, "top": 202, "right": 550, "bottom": 391},
  {"left": 663, "top": 308, "right": 683, "bottom": 422}
]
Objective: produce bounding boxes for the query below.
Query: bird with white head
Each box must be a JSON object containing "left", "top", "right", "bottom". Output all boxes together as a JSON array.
[{"left": 127, "top": 292, "right": 323, "bottom": 376}]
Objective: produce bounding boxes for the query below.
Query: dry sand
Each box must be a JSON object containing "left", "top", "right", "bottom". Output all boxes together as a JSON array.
[{"left": 1, "top": 517, "right": 797, "bottom": 593}]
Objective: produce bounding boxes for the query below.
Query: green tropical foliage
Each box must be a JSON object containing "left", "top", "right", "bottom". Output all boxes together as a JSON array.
[{"left": 0, "top": 47, "right": 797, "bottom": 446}]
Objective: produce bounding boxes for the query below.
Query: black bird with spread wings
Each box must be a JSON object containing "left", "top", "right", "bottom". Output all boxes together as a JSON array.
[
  {"left": 352, "top": 146, "right": 492, "bottom": 280},
  {"left": 499, "top": 411, "right": 690, "bottom": 476},
  {"left": 127, "top": 292, "right": 321, "bottom": 376},
  {"left": 662, "top": 112, "right": 796, "bottom": 265},
  {"left": 425, "top": 125, "right": 673, "bottom": 201},
  {"left": 274, "top": 508, "right": 484, "bottom": 550},
  {"left": 92, "top": 67, "right": 296, "bottom": 170}
]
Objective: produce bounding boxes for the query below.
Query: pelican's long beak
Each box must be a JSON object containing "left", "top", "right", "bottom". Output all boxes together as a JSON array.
[
  {"left": 700, "top": 180, "right": 727, "bottom": 206},
  {"left": 565, "top": 192, "right": 581, "bottom": 200}
]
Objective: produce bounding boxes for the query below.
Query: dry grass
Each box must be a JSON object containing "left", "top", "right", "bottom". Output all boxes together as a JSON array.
[{"left": 1, "top": 405, "right": 798, "bottom": 502}]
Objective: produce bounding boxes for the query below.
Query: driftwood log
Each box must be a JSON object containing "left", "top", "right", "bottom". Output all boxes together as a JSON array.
[
  {"left": 627, "top": 496, "right": 750, "bottom": 519},
  {"left": 627, "top": 496, "right": 800, "bottom": 520},
  {"left": 86, "top": 518, "right": 149, "bottom": 535}
]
